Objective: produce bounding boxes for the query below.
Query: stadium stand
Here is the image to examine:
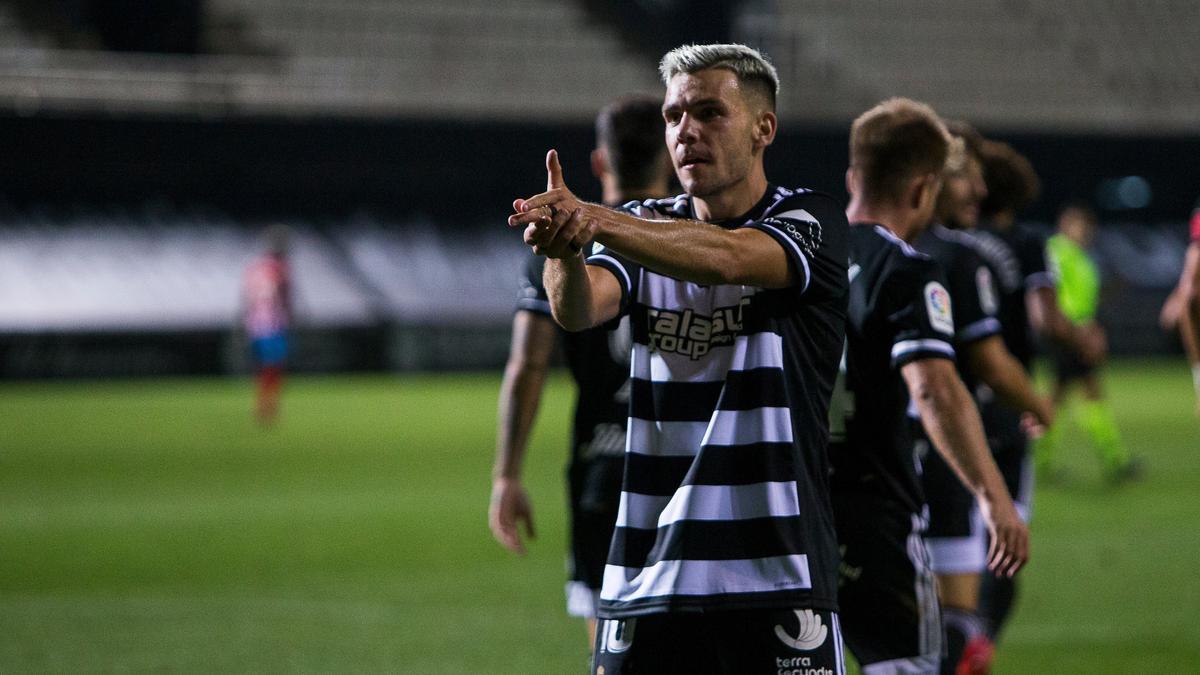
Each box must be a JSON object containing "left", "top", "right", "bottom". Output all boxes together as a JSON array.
[
  {"left": 0, "top": 0, "right": 1196, "bottom": 375},
  {"left": 0, "top": 205, "right": 374, "bottom": 332},
  {"left": 748, "top": 0, "right": 1200, "bottom": 132},
  {"left": 0, "top": 1, "right": 1196, "bottom": 130}
]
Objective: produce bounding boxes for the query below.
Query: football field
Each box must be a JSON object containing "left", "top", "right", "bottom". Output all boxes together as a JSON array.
[{"left": 1, "top": 360, "right": 1197, "bottom": 673}]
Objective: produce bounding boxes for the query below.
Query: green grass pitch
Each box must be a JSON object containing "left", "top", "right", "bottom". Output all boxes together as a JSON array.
[{"left": 1, "top": 360, "right": 1197, "bottom": 673}]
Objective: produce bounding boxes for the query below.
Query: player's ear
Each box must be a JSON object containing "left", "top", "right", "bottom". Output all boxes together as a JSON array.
[
  {"left": 908, "top": 174, "right": 934, "bottom": 211},
  {"left": 591, "top": 147, "right": 607, "bottom": 180},
  {"left": 752, "top": 109, "right": 777, "bottom": 150},
  {"left": 845, "top": 167, "right": 858, "bottom": 198}
]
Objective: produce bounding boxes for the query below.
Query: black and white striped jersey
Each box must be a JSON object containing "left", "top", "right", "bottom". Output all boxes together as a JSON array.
[
  {"left": 829, "top": 224, "right": 956, "bottom": 513},
  {"left": 586, "top": 185, "right": 848, "bottom": 618}
]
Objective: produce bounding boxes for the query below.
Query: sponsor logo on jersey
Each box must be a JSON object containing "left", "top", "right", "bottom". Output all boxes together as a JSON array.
[
  {"left": 924, "top": 281, "right": 954, "bottom": 335},
  {"left": 645, "top": 297, "right": 751, "bottom": 360},
  {"left": 775, "top": 609, "right": 828, "bottom": 651}
]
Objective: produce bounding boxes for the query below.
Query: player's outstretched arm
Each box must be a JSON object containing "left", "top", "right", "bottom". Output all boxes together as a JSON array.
[
  {"left": 965, "top": 334, "right": 1055, "bottom": 432},
  {"left": 488, "top": 311, "right": 556, "bottom": 555},
  {"left": 901, "top": 358, "right": 1030, "bottom": 577},
  {"left": 510, "top": 150, "right": 793, "bottom": 289}
]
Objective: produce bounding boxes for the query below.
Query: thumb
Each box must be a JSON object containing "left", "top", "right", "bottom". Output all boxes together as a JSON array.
[{"left": 546, "top": 149, "right": 565, "bottom": 190}]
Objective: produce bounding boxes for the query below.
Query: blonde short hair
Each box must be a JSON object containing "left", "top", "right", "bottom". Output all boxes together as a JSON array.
[{"left": 659, "top": 43, "right": 779, "bottom": 109}]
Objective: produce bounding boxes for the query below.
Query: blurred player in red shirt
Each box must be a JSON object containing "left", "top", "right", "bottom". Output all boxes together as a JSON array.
[
  {"left": 243, "top": 225, "right": 292, "bottom": 424},
  {"left": 1160, "top": 200, "right": 1200, "bottom": 414}
]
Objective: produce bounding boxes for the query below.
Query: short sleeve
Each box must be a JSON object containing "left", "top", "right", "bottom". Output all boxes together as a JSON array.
[
  {"left": 947, "top": 248, "right": 1002, "bottom": 344},
  {"left": 586, "top": 244, "right": 641, "bottom": 317},
  {"left": 741, "top": 190, "right": 848, "bottom": 300},
  {"left": 885, "top": 260, "right": 957, "bottom": 368},
  {"left": 515, "top": 254, "right": 551, "bottom": 316},
  {"left": 1018, "top": 229, "right": 1055, "bottom": 290}
]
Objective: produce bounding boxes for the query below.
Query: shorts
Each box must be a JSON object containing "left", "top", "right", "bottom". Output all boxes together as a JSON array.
[
  {"left": 834, "top": 494, "right": 941, "bottom": 672},
  {"left": 920, "top": 439, "right": 986, "bottom": 575},
  {"left": 978, "top": 404, "right": 1033, "bottom": 522},
  {"left": 250, "top": 333, "right": 288, "bottom": 367},
  {"left": 566, "top": 455, "right": 624, "bottom": 618},
  {"left": 592, "top": 607, "right": 845, "bottom": 674},
  {"left": 990, "top": 435, "right": 1033, "bottom": 523},
  {"left": 1052, "top": 343, "right": 1094, "bottom": 383}
]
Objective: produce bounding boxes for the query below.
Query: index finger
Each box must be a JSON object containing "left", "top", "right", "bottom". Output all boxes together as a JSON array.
[
  {"left": 520, "top": 189, "right": 565, "bottom": 212},
  {"left": 546, "top": 149, "right": 565, "bottom": 191}
]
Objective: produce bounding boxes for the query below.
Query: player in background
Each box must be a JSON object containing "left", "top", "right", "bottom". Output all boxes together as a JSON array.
[
  {"left": 488, "top": 96, "right": 673, "bottom": 647},
  {"left": 1159, "top": 198, "right": 1200, "bottom": 415},
  {"left": 970, "top": 139, "right": 1106, "bottom": 648},
  {"left": 1038, "top": 204, "right": 1139, "bottom": 482},
  {"left": 834, "top": 97, "right": 1028, "bottom": 674},
  {"left": 914, "top": 125, "right": 1053, "bottom": 675},
  {"left": 242, "top": 224, "right": 292, "bottom": 424},
  {"left": 511, "top": 43, "right": 849, "bottom": 674}
]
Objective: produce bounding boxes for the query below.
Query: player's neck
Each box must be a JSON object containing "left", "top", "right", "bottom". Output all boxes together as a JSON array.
[
  {"left": 693, "top": 166, "right": 768, "bottom": 221},
  {"left": 846, "top": 200, "right": 923, "bottom": 243}
]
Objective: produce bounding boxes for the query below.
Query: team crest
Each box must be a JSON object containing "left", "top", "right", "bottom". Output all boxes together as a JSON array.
[{"left": 924, "top": 281, "right": 954, "bottom": 335}]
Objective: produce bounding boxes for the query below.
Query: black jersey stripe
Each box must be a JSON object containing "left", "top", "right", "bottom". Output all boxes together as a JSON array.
[
  {"left": 609, "top": 516, "right": 811, "bottom": 566},
  {"left": 628, "top": 367, "right": 789, "bottom": 421},
  {"left": 623, "top": 442, "right": 799, "bottom": 495}
]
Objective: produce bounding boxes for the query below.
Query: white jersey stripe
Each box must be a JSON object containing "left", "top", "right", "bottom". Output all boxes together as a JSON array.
[
  {"left": 633, "top": 332, "right": 785, "bottom": 384},
  {"left": 891, "top": 338, "right": 955, "bottom": 361},
  {"left": 600, "top": 554, "right": 812, "bottom": 601},
  {"left": 616, "top": 481, "right": 801, "bottom": 529},
  {"left": 627, "top": 406, "right": 794, "bottom": 457}
]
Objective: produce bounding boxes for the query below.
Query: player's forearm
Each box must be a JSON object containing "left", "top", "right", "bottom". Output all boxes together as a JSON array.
[
  {"left": 591, "top": 205, "right": 746, "bottom": 286},
  {"left": 1028, "top": 287, "right": 1083, "bottom": 349},
  {"left": 914, "top": 373, "right": 1011, "bottom": 504},
  {"left": 969, "top": 339, "right": 1047, "bottom": 419},
  {"left": 544, "top": 254, "right": 603, "bottom": 331},
  {"left": 493, "top": 360, "right": 547, "bottom": 481}
]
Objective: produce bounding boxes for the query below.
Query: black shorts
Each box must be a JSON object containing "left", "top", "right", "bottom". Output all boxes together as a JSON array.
[
  {"left": 989, "top": 436, "right": 1033, "bottom": 523},
  {"left": 979, "top": 405, "right": 1033, "bottom": 520},
  {"left": 1052, "top": 344, "right": 1094, "bottom": 383},
  {"left": 919, "top": 438, "right": 986, "bottom": 575},
  {"left": 834, "top": 494, "right": 941, "bottom": 671},
  {"left": 566, "top": 455, "right": 623, "bottom": 617},
  {"left": 592, "top": 607, "right": 845, "bottom": 674}
]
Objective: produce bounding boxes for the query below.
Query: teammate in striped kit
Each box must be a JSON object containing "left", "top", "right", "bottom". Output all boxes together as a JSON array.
[
  {"left": 833, "top": 98, "right": 1028, "bottom": 675},
  {"left": 489, "top": 96, "right": 672, "bottom": 648},
  {"left": 509, "top": 44, "right": 848, "bottom": 673}
]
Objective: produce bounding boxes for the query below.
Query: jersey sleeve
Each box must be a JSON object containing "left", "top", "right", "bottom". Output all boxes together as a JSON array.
[
  {"left": 585, "top": 202, "right": 649, "bottom": 317},
  {"left": 1017, "top": 228, "right": 1055, "bottom": 290},
  {"left": 740, "top": 190, "right": 848, "bottom": 300},
  {"left": 945, "top": 247, "right": 1002, "bottom": 345},
  {"left": 885, "top": 259, "right": 957, "bottom": 368},
  {"left": 515, "top": 254, "right": 551, "bottom": 316}
]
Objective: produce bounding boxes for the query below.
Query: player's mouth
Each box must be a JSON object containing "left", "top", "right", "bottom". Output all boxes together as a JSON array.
[{"left": 679, "top": 154, "right": 711, "bottom": 169}]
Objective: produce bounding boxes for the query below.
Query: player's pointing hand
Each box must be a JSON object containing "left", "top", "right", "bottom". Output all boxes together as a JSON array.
[{"left": 508, "top": 150, "right": 586, "bottom": 230}]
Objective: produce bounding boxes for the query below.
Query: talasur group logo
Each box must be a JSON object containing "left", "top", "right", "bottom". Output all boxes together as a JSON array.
[{"left": 775, "top": 609, "right": 828, "bottom": 650}]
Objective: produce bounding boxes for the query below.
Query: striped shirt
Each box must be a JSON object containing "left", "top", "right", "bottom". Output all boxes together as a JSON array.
[{"left": 587, "top": 185, "right": 848, "bottom": 618}]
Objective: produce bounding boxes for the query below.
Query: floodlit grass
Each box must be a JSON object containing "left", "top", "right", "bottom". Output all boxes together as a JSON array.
[{"left": 0, "top": 361, "right": 1197, "bottom": 673}]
